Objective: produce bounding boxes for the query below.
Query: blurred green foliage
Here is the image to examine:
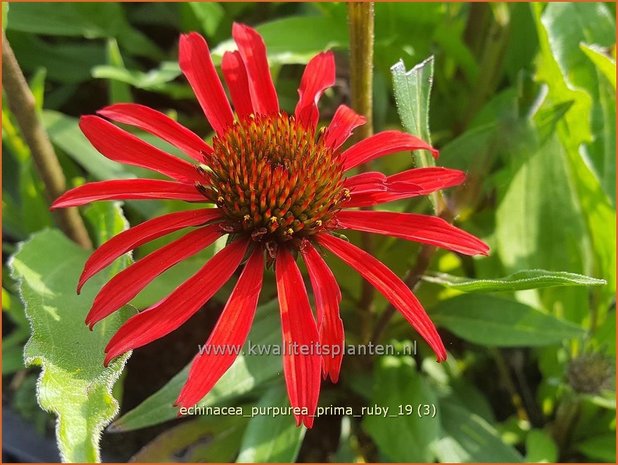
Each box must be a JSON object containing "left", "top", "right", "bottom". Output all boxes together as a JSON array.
[{"left": 2, "top": 2, "right": 615, "bottom": 463}]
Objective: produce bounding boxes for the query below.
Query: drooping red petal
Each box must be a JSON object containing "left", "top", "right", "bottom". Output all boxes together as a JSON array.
[
  {"left": 276, "top": 247, "right": 321, "bottom": 428},
  {"left": 341, "top": 130, "right": 439, "bottom": 172},
  {"left": 78, "top": 208, "right": 222, "bottom": 293},
  {"left": 98, "top": 103, "right": 213, "bottom": 162},
  {"left": 51, "top": 179, "right": 204, "bottom": 209},
  {"left": 104, "top": 239, "right": 248, "bottom": 365},
  {"left": 86, "top": 225, "right": 221, "bottom": 328},
  {"left": 222, "top": 51, "right": 254, "bottom": 119},
  {"left": 316, "top": 233, "right": 447, "bottom": 362},
  {"left": 335, "top": 210, "right": 489, "bottom": 256},
  {"left": 232, "top": 23, "right": 279, "bottom": 116},
  {"left": 301, "top": 241, "right": 344, "bottom": 383},
  {"left": 324, "top": 105, "right": 366, "bottom": 151},
  {"left": 79, "top": 116, "right": 199, "bottom": 183},
  {"left": 294, "top": 51, "right": 335, "bottom": 130},
  {"left": 179, "top": 32, "right": 234, "bottom": 135},
  {"left": 176, "top": 249, "right": 264, "bottom": 408},
  {"left": 345, "top": 167, "right": 466, "bottom": 207}
]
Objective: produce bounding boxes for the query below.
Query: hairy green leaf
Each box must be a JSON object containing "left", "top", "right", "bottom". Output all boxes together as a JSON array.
[
  {"left": 10, "top": 227, "right": 132, "bottom": 462},
  {"left": 391, "top": 56, "right": 439, "bottom": 211},
  {"left": 423, "top": 269, "right": 606, "bottom": 292}
]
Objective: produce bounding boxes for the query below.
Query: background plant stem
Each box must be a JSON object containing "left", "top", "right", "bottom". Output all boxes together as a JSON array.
[
  {"left": 347, "top": 1, "right": 375, "bottom": 335},
  {"left": 2, "top": 33, "right": 92, "bottom": 249}
]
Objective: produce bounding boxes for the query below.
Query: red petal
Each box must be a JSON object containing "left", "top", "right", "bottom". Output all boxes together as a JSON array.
[
  {"left": 176, "top": 249, "right": 264, "bottom": 407},
  {"left": 79, "top": 116, "right": 199, "bottom": 183},
  {"left": 104, "top": 239, "right": 248, "bottom": 365},
  {"left": 346, "top": 167, "right": 466, "bottom": 208},
  {"left": 316, "top": 233, "right": 447, "bottom": 362},
  {"left": 276, "top": 247, "right": 321, "bottom": 428},
  {"left": 78, "top": 208, "right": 222, "bottom": 293},
  {"left": 232, "top": 23, "right": 279, "bottom": 116},
  {"left": 98, "top": 103, "right": 213, "bottom": 162},
  {"left": 344, "top": 171, "right": 388, "bottom": 194},
  {"left": 335, "top": 210, "right": 489, "bottom": 256},
  {"left": 86, "top": 225, "right": 221, "bottom": 328},
  {"left": 51, "top": 179, "right": 204, "bottom": 209},
  {"left": 341, "top": 130, "right": 438, "bottom": 171},
  {"left": 301, "top": 241, "right": 344, "bottom": 383},
  {"left": 294, "top": 51, "right": 336, "bottom": 130},
  {"left": 324, "top": 105, "right": 366, "bottom": 150},
  {"left": 179, "top": 32, "right": 234, "bottom": 135},
  {"left": 222, "top": 51, "right": 254, "bottom": 119}
]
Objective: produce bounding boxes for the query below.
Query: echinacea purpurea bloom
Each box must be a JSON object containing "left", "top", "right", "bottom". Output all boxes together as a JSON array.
[{"left": 52, "top": 23, "right": 489, "bottom": 428}]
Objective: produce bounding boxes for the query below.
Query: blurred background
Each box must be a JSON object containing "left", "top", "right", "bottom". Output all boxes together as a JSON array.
[{"left": 2, "top": 2, "right": 616, "bottom": 463}]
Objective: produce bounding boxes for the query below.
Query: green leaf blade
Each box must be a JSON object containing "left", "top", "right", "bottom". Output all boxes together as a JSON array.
[
  {"left": 237, "top": 384, "right": 305, "bottom": 463},
  {"left": 391, "top": 56, "right": 440, "bottom": 211},
  {"left": 423, "top": 269, "right": 606, "bottom": 292},
  {"left": 363, "top": 355, "right": 440, "bottom": 462},
  {"left": 431, "top": 294, "right": 585, "bottom": 347},
  {"left": 10, "top": 229, "right": 132, "bottom": 462}
]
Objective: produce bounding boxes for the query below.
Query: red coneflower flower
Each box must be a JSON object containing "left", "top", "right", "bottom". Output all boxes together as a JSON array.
[{"left": 52, "top": 23, "right": 488, "bottom": 428}]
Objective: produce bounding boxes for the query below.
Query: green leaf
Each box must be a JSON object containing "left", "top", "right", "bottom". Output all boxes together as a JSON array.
[
  {"left": 423, "top": 269, "right": 606, "bottom": 292},
  {"left": 391, "top": 56, "right": 440, "bottom": 212},
  {"left": 9, "top": 229, "right": 132, "bottom": 462},
  {"left": 92, "top": 61, "right": 182, "bottom": 92},
  {"left": 104, "top": 39, "right": 132, "bottom": 104},
  {"left": 28, "top": 67, "right": 47, "bottom": 112},
  {"left": 188, "top": 2, "right": 224, "bottom": 36},
  {"left": 7, "top": 3, "right": 162, "bottom": 60},
  {"left": 435, "top": 399, "right": 523, "bottom": 462},
  {"left": 525, "top": 429, "right": 558, "bottom": 463},
  {"left": 575, "top": 433, "right": 616, "bottom": 462},
  {"left": 111, "top": 300, "right": 282, "bottom": 431},
  {"left": 496, "top": 136, "right": 588, "bottom": 274},
  {"left": 580, "top": 43, "right": 616, "bottom": 90},
  {"left": 8, "top": 31, "right": 105, "bottom": 84},
  {"left": 363, "top": 355, "right": 440, "bottom": 462},
  {"left": 211, "top": 16, "right": 348, "bottom": 65},
  {"left": 130, "top": 414, "right": 248, "bottom": 462},
  {"left": 2, "top": 2, "right": 8, "bottom": 31},
  {"left": 535, "top": 2, "right": 616, "bottom": 204},
  {"left": 495, "top": 131, "right": 592, "bottom": 324},
  {"left": 237, "top": 383, "right": 306, "bottom": 463},
  {"left": 391, "top": 57, "right": 434, "bottom": 158},
  {"left": 431, "top": 294, "right": 585, "bottom": 347}
]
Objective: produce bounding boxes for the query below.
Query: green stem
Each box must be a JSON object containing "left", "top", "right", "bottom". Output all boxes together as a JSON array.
[
  {"left": 2, "top": 33, "right": 92, "bottom": 249},
  {"left": 348, "top": 2, "right": 375, "bottom": 334}
]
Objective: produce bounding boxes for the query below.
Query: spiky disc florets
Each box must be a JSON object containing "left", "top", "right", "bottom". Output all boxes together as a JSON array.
[{"left": 200, "top": 113, "right": 347, "bottom": 250}]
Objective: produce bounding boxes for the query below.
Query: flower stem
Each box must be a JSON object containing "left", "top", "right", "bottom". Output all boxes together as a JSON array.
[
  {"left": 2, "top": 33, "right": 92, "bottom": 249},
  {"left": 348, "top": 1, "right": 375, "bottom": 331},
  {"left": 347, "top": 1, "right": 374, "bottom": 142}
]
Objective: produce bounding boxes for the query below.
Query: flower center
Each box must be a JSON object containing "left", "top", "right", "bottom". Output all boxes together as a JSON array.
[{"left": 202, "top": 113, "right": 347, "bottom": 250}]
